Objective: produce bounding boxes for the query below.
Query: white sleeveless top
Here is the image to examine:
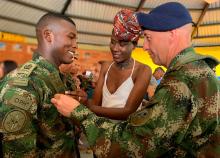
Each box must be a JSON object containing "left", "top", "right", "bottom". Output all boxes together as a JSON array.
[{"left": 102, "top": 60, "right": 135, "bottom": 108}]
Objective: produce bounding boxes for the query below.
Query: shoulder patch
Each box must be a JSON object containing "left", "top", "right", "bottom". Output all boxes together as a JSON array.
[
  {"left": 11, "top": 78, "right": 29, "bottom": 87},
  {"left": 2, "top": 110, "right": 27, "bottom": 133},
  {"left": 12, "top": 61, "right": 37, "bottom": 86},
  {"left": 8, "top": 92, "right": 32, "bottom": 111}
]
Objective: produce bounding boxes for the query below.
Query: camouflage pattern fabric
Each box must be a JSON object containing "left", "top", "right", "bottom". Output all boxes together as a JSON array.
[
  {"left": 71, "top": 47, "right": 220, "bottom": 158},
  {"left": 0, "top": 53, "right": 78, "bottom": 158}
]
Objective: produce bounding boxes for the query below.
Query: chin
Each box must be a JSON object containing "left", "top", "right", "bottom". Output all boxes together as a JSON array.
[
  {"left": 63, "top": 60, "right": 73, "bottom": 65},
  {"left": 114, "top": 59, "right": 120, "bottom": 62},
  {"left": 113, "top": 57, "right": 123, "bottom": 62}
]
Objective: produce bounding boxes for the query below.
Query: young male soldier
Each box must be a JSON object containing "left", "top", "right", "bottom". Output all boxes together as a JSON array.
[
  {"left": 52, "top": 2, "right": 220, "bottom": 158},
  {"left": 0, "top": 13, "right": 80, "bottom": 157}
]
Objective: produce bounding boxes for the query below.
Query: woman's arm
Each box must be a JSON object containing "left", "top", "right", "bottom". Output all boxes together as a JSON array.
[
  {"left": 89, "top": 64, "right": 152, "bottom": 120},
  {"left": 87, "top": 62, "right": 109, "bottom": 107}
]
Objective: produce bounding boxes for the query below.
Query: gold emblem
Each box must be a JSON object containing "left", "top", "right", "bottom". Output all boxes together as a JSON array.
[
  {"left": 130, "top": 108, "right": 153, "bottom": 126},
  {"left": 2, "top": 110, "right": 27, "bottom": 133}
]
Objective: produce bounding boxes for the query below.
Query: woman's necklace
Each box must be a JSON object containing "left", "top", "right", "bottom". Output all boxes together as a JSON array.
[{"left": 116, "top": 58, "right": 133, "bottom": 70}]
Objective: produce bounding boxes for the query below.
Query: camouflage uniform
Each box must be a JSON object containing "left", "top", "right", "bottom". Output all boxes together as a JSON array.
[
  {"left": 0, "top": 54, "right": 78, "bottom": 157},
  {"left": 70, "top": 47, "right": 220, "bottom": 158}
]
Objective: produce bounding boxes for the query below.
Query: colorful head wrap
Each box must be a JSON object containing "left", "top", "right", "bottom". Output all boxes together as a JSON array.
[{"left": 113, "top": 9, "right": 141, "bottom": 42}]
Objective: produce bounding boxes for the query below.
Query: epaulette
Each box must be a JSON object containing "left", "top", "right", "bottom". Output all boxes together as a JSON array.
[{"left": 12, "top": 61, "right": 37, "bottom": 86}]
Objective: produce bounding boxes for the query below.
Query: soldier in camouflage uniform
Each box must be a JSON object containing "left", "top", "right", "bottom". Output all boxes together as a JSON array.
[
  {"left": 52, "top": 2, "right": 220, "bottom": 158},
  {"left": 0, "top": 13, "right": 80, "bottom": 157}
]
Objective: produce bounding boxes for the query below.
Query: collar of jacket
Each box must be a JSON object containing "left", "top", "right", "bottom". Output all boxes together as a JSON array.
[
  {"left": 32, "top": 53, "right": 66, "bottom": 93},
  {"left": 167, "top": 46, "right": 219, "bottom": 73},
  {"left": 32, "top": 53, "right": 59, "bottom": 74}
]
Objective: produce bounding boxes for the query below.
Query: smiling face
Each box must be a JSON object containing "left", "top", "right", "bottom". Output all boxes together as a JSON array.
[
  {"left": 49, "top": 19, "right": 77, "bottom": 66},
  {"left": 142, "top": 30, "right": 170, "bottom": 66},
  {"left": 109, "top": 34, "right": 135, "bottom": 63}
]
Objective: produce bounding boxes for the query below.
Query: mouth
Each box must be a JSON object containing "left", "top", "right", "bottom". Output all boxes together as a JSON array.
[
  {"left": 112, "top": 53, "right": 120, "bottom": 59},
  {"left": 68, "top": 50, "right": 75, "bottom": 60},
  {"left": 68, "top": 51, "right": 74, "bottom": 56}
]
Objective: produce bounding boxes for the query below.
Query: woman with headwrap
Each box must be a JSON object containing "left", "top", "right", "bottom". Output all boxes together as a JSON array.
[{"left": 86, "top": 9, "right": 152, "bottom": 121}]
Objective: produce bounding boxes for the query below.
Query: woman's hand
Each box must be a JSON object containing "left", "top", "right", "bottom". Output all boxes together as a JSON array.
[{"left": 65, "top": 89, "right": 88, "bottom": 104}]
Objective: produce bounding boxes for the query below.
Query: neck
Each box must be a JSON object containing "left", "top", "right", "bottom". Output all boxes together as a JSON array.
[
  {"left": 166, "top": 26, "right": 192, "bottom": 67},
  {"left": 115, "top": 58, "right": 133, "bottom": 70},
  {"left": 166, "top": 38, "right": 191, "bottom": 68},
  {"left": 36, "top": 47, "right": 59, "bottom": 68}
]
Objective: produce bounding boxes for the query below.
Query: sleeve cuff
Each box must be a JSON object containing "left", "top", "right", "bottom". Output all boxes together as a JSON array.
[{"left": 70, "top": 104, "right": 93, "bottom": 122}]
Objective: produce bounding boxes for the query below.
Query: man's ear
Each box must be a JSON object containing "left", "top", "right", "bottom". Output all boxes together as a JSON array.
[
  {"left": 169, "top": 29, "right": 178, "bottom": 42},
  {"left": 43, "top": 29, "right": 53, "bottom": 42}
]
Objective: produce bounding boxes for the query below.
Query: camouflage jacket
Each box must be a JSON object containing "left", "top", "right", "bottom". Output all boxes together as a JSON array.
[
  {"left": 71, "top": 47, "right": 220, "bottom": 158},
  {"left": 0, "top": 54, "right": 78, "bottom": 158}
]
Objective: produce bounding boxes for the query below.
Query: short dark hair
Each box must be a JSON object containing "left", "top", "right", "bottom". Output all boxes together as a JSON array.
[
  {"left": 3, "top": 60, "right": 18, "bottom": 75},
  {"left": 36, "top": 12, "right": 75, "bottom": 29},
  {"left": 36, "top": 12, "right": 76, "bottom": 43}
]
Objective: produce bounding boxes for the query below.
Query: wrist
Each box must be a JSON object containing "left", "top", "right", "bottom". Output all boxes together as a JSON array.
[{"left": 71, "top": 104, "right": 93, "bottom": 121}]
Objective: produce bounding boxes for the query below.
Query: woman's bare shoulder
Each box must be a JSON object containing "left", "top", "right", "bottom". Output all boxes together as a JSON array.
[
  {"left": 134, "top": 60, "right": 151, "bottom": 72},
  {"left": 100, "top": 61, "right": 113, "bottom": 73}
]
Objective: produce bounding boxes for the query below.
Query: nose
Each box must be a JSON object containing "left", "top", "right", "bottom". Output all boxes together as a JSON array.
[
  {"left": 72, "top": 39, "right": 78, "bottom": 49},
  {"left": 143, "top": 38, "right": 149, "bottom": 51}
]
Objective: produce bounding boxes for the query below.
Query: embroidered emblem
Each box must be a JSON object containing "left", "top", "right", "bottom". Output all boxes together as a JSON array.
[
  {"left": 130, "top": 108, "right": 153, "bottom": 126},
  {"left": 8, "top": 93, "right": 32, "bottom": 111},
  {"left": 2, "top": 110, "right": 27, "bottom": 133}
]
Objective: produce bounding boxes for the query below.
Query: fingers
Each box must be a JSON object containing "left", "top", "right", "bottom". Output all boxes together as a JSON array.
[
  {"left": 54, "top": 93, "right": 62, "bottom": 99},
  {"left": 65, "top": 90, "right": 84, "bottom": 96},
  {"left": 51, "top": 98, "right": 58, "bottom": 106},
  {"left": 51, "top": 97, "right": 68, "bottom": 117},
  {"left": 65, "top": 91, "right": 77, "bottom": 96},
  {"left": 51, "top": 93, "right": 80, "bottom": 118},
  {"left": 65, "top": 90, "right": 87, "bottom": 102}
]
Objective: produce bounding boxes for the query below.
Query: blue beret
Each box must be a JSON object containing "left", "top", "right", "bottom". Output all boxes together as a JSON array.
[{"left": 136, "top": 2, "right": 193, "bottom": 31}]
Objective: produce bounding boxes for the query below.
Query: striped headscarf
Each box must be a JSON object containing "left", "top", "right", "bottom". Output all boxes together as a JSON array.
[{"left": 113, "top": 9, "right": 141, "bottom": 42}]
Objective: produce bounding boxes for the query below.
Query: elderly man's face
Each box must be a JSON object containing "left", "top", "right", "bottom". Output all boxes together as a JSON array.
[
  {"left": 143, "top": 30, "right": 170, "bottom": 67},
  {"left": 50, "top": 19, "right": 78, "bottom": 66}
]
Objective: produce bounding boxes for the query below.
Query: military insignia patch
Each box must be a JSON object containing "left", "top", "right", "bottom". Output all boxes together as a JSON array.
[
  {"left": 12, "top": 62, "right": 37, "bottom": 86},
  {"left": 12, "top": 78, "right": 29, "bottom": 86},
  {"left": 130, "top": 108, "right": 153, "bottom": 126},
  {"left": 2, "top": 110, "right": 27, "bottom": 133},
  {"left": 8, "top": 93, "right": 32, "bottom": 111},
  {"left": 18, "top": 62, "right": 37, "bottom": 77}
]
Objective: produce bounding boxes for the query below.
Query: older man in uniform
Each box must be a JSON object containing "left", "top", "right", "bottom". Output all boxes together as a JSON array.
[
  {"left": 0, "top": 13, "right": 79, "bottom": 157},
  {"left": 52, "top": 2, "right": 220, "bottom": 158}
]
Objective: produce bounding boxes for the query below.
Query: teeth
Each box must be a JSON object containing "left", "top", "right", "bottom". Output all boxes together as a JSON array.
[{"left": 68, "top": 51, "right": 74, "bottom": 56}]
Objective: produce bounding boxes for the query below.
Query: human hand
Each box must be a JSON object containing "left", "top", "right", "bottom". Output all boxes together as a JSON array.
[
  {"left": 51, "top": 94, "right": 80, "bottom": 117},
  {"left": 65, "top": 89, "right": 88, "bottom": 104}
]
